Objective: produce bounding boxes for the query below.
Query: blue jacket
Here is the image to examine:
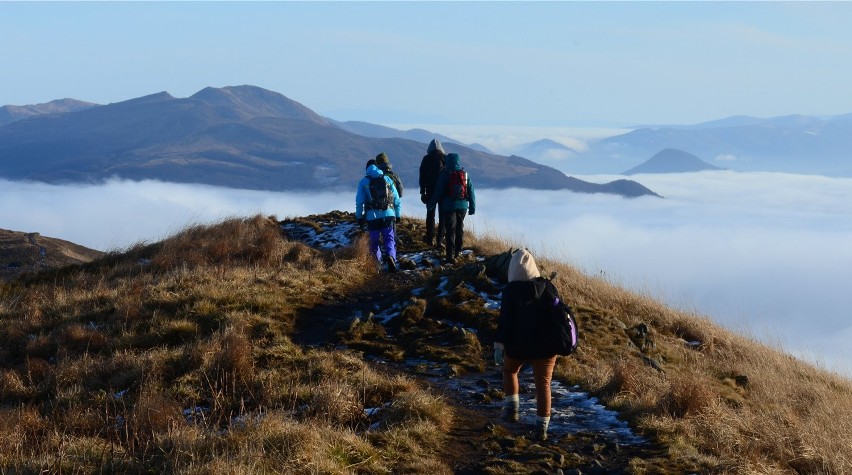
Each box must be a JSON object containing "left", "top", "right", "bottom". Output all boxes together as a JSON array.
[
  {"left": 428, "top": 153, "right": 476, "bottom": 214},
  {"left": 356, "top": 165, "right": 401, "bottom": 221}
]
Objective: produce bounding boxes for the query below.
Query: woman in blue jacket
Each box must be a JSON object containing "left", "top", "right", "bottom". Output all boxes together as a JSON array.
[
  {"left": 427, "top": 152, "right": 475, "bottom": 263},
  {"left": 355, "top": 163, "right": 401, "bottom": 272}
]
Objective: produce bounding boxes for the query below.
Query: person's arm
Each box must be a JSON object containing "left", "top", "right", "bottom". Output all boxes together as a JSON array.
[{"left": 467, "top": 176, "right": 475, "bottom": 215}]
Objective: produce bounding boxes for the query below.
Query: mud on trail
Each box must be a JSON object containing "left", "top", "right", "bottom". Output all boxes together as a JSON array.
[{"left": 283, "top": 212, "right": 675, "bottom": 474}]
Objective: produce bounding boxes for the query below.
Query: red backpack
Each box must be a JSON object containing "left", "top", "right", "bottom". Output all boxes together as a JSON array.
[{"left": 446, "top": 169, "right": 468, "bottom": 200}]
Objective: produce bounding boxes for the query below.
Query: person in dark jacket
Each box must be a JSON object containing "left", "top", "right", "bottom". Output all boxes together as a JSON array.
[
  {"left": 494, "top": 249, "right": 559, "bottom": 441},
  {"left": 427, "top": 152, "right": 475, "bottom": 264},
  {"left": 375, "top": 152, "right": 403, "bottom": 198},
  {"left": 419, "top": 139, "right": 445, "bottom": 247}
]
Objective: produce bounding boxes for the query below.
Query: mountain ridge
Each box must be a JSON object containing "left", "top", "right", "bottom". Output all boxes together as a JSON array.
[{"left": 0, "top": 85, "right": 658, "bottom": 197}]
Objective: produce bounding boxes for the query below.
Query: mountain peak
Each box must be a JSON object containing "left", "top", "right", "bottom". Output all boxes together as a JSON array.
[
  {"left": 190, "top": 85, "right": 329, "bottom": 125},
  {"left": 623, "top": 148, "right": 724, "bottom": 175}
]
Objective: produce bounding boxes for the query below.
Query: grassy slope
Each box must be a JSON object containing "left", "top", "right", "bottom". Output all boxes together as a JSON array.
[{"left": 0, "top": 212, "right": 849, "bottom": 474}]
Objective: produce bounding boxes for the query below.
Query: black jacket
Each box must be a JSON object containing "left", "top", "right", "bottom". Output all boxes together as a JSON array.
[
  {"left": 419, "top": 149, "right": 445, "bottom": 198},
  {"left": 496, "top": 278, "right": 560, "bottom": 359}
]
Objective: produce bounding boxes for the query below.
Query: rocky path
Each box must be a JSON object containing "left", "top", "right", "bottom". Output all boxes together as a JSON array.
[{"left": 283, "top": 213, "right": 674, "bottom": 474}]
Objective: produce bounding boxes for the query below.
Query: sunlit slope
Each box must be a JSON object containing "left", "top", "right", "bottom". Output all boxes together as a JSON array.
[{"left": 0, "top": 212, "right": 849, "bottom": 473}]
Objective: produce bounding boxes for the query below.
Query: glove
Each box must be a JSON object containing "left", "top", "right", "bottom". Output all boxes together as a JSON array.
[
  {"left": 420, "top": 193, "right": 428, "bottom": 204},
  {"left": 469, "top": 209, "right": 475, "bottom": 216},
  {"left": 493, "top": 342, "right": 505, "bottom": 366},
  {"left": 357, "top": 218, "right": 366, "bottom": 231}
]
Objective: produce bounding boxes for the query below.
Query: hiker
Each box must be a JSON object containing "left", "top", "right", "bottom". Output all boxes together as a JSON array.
[
  {"left": 427, "top": 152, "right": 475, "bottom": 264},
  {"left": 493, "top": 249, "right": 559, "bottom": 441},
  {"left": 355, "top": 161, "right": 402, "bottom": 272},
  {"left": 375, "top": 152, "right": 404, "bottom": 198},
  {"left": 419, "top": 139, "right": 445, "bottom": 248}
]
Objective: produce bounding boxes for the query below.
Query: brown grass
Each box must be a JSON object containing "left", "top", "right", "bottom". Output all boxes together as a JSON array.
[
  {"left": 2, "top": 213, "right": 850, "bottom": 473},
  {"left": 465, "top": 229, "right": 852, "bottom": 474}
]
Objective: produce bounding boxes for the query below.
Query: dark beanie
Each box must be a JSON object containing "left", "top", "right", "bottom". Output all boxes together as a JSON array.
[
  {"left": 365, "top": 159, "right": 377, "bottom": 169},
  {"left": 375, "top": 152, "right": 389, "bottom": 165}
]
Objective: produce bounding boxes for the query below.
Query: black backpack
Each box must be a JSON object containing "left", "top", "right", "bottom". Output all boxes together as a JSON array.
[
  {"left": 367, "top": 176, "right": 392, "bottom": 211},
  {"left": 538, "top": 280, "right": 579, "bottom": 356}
]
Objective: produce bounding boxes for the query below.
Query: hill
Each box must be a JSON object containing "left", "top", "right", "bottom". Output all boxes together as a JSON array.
[
  {"left": 0, "top": 85, "right": 658, "bottom": 198},
  {"left": 0, "top": 228, "right": 103, "bottom": 281},
  {"left": 623, "top": 148, "right": 725, "bottom": 175},
  {"left": 0, "top": 213, "right": 849, "bottom": 473},
  {"left": 0, "top": 98, "right": 96, "bottom": 127}
]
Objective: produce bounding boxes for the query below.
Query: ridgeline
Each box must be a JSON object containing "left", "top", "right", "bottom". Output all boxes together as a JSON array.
[{"left": 0, "top": 212, "right": 849, "bottom": 473}]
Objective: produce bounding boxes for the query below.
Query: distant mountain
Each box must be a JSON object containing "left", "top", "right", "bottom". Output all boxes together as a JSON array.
[
  {"left": 0, "top": 85, "right": 658, "bottom": 198},
  {"left": 329, "top": 120, "right": 458, "bottom": 145},
  {"left": 0, "top": 98, "right": 96, "bottom": 127},
  {"left": 0, "top": 229, "right": 103, "bottom": 281},
  {"left": 575, "top": 114, "right": 852, "bottom": 176},
  {"left": 623, "top": 148, "right": 725, "bottom": 175}
]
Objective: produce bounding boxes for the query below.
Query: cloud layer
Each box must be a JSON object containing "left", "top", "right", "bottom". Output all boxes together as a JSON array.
[{"left": 2, "top": 172, "right": 850, "bottom": 376}]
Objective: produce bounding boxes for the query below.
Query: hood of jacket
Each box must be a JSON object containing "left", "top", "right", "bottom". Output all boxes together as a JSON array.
[
  {"left": 365, "top": 164, "right": 384, "bottom": 179},
  {"left": 427, "top": 139, "right": 445, "bottom": 154},
  {"left": 445, "top": 152, "right": 462, "bottom": 171}
]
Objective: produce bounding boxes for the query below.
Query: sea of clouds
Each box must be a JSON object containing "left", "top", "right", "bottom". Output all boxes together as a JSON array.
[{"left": 2, "top": 171, "right": 850, "bottom": 376}]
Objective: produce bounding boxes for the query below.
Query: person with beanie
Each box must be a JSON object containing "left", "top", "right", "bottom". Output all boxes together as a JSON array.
[
  {"left": 419, "top": 139, "right": 445, "bottom": 247},
  {"left": 355, "top": 160, "right": 402, "bottom": 272},
  {"left": 427, "top": 152, "right": 475, "bottom": 264},
  {"left": 375, "top": 152, "right": 404, "bottom": 198},
  {"left": 494, "top": 249, "right": 561, "bottom": 441}
]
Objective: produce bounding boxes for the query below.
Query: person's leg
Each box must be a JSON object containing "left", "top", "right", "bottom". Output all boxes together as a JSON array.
[
  {"left": 454, "top": 210, "right": 467, "bottom": 258},
  {"left": 383, "top": 225, "right": 397, "bottom": 260},
  {"left": 442, "top": 210, "right": 457, "bottom": 260},
  {"left": 531, "top": 356, "right": 558, "bottom": 440},
  {"left": 502, "top": 355, "right": 524, "bottom": 422},
  {"left": 435, "top": 204, "right": 444, "bottom": 248},
  {"left": 425, "top": 206, "right": 436, "bottom": 244},
  {"left": 368, "top": 228, "right": 382, "bottom": 262}
]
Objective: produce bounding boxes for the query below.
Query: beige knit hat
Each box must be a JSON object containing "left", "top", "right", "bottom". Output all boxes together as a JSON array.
[{"left": 508, "top": 249, "right": 540, "bottom": 282}]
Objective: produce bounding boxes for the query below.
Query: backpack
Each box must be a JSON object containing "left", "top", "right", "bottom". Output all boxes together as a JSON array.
[
  {"left": 539, "top": 281, "right": 579, "bottom": 356},
  {"left": 367, "top": 176, "right": 392, "bottom": 211},
  {"left": 446, "top": 169, "right": 468, "bottom": 200}
]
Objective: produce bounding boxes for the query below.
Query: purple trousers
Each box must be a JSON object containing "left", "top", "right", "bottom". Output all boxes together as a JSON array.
[{"left": 368, "top": 226, "right": 397, "bottom": 262}]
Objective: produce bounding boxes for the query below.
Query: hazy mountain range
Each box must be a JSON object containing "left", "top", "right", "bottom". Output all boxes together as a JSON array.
[
  {"left": 0, "top": 86, "right": 657, "bottom": 198},
  {"left": 559, "top": 114, "right": 852, "bottom": 176}
]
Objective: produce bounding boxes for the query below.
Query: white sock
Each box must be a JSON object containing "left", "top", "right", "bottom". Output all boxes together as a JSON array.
[
  {"left": 504, "top": 394, "right": 519, "bottom": 410},
  {"left": 537, "top": 415, "right": 550, "bottom": 431}
]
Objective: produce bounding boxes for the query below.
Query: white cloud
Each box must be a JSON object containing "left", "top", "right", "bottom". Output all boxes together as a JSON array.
[{"left": 1, "top": 171, "right": 851, "bottom": 377}]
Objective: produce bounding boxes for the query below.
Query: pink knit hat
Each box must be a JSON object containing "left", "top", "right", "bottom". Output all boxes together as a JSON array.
[{"left": 508, "top": 249, "right": 540, "bottom": 282}]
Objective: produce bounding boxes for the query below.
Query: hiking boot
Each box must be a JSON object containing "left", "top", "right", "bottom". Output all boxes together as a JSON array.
[
  {"left": 534, "top": 416, "right": 550, "bottom": 441},
  {"left": 443, "top": 256, "right": 455, "bottom": 265},
  {"left": 385, "top": 256, "right": 398, "bottom": 273},
  {"left": 501, "top": 407, "right": 519, "bottom": 423}
]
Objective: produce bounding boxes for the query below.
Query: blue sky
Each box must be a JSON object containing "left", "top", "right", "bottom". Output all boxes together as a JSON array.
[{"left": 3, "top": 1, "right": 852, "bottom": 126}]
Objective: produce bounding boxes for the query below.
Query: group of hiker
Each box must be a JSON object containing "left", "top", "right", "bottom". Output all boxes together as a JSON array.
[
  {"left": 354, "top": 141, "right": 561, "bottom": 442},
  {"left": 355, "top": 139, "right": 476, "bottom": 272}
]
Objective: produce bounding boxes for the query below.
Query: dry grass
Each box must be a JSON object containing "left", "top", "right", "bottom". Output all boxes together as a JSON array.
[
  {"left": 2, "top": 213, "right": 851, "bottom": 473},
  {"left": 0, "top": 215, "right": 451, "bottom": 473},
  {"left": 465, "top": 228, "right": 852, "bottom": 474}
]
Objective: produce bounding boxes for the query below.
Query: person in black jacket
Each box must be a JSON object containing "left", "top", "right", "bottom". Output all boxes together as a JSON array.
[
  {"left": 418, "top": 139, "right": 445, "bottom": 247},
  {"left": 494, "top": 249, "right": 559, "bottom": 441}
]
